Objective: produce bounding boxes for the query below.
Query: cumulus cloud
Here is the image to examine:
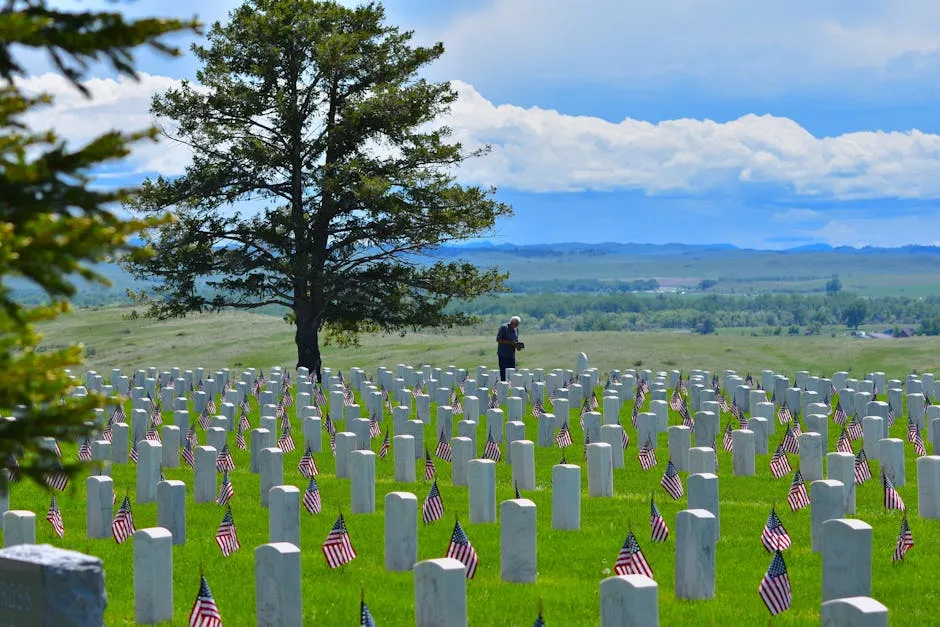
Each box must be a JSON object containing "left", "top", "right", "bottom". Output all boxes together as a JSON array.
[
  {"left": 431, "top": 0, "right": 940, "bottom": 94},
  {"left": 15, "top": 72, "right": 940, "bottom": 201}
]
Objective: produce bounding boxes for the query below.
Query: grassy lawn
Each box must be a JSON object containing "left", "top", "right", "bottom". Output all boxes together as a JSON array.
[{"left": 1, "top": 305, "right": 937, "bottom": 624}]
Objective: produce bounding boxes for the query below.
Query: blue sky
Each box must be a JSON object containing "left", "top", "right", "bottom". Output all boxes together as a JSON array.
[{"left": 18, "top": 0, "right": 940, "bottom": 248}]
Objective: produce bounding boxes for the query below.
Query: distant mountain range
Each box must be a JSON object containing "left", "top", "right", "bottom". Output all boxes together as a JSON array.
[{"left": 439, "top": 241, "right": 940, "bottom": 255}]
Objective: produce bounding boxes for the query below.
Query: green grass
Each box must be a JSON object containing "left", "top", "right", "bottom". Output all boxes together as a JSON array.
[{"left": 3, "top": 305, "right": 938, "bottom": 624}]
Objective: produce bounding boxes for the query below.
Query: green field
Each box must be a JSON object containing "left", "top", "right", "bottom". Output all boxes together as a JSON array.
[{"left": 3, "top": 306, "right": 939, "bottom": 625}]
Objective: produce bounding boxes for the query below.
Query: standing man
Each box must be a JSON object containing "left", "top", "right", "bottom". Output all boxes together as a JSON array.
[{"left": 496, "top": 316, "right": 523, "bottom": 381}]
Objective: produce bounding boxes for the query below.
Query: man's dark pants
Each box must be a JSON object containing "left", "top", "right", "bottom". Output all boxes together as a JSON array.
[{"left": 499, "top": 355, "right": 515, "bottom": 382}]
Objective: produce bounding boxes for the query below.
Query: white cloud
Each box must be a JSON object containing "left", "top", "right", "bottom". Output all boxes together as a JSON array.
[
  {"left": 431, "top": 0, "right": 940, "bottom": 94},
  {"left": 15, "top": 72, "right": 940, "bottom": 201},
  {"left": 444, "top": 81, "right": 940, "bottom": 198}
]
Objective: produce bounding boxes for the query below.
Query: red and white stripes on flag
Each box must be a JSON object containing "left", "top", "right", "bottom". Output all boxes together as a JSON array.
[
  {"left": 378, "top": 431, "right": 390, "bottom": 459},
  {"left": 446, "top": 520, "right": 479, "bottom": 579},
  {"left": 78, "top": 439, "right": 93, "bottom": 462},
  {"left": 650, "top": 497, "right": 668, "bottom": 543},
  {"left": 770, "top": 446, "right": 792, "bottom": 479},
  {"left": 883, "top": 471, "right": 905, "bottom": 511},
  {"left": 216, "top": 445, "right": 235, "bottom": 472},
  {"left": 836, "top": 429, "right": 852, "bottom": 453},
  {"left": 215, "top": 506, "right": 240, "bottom": 557},
  {"left": 758, "top": 550, "right": 792, "bottom": 616},
  {"left": 722, "top": 423, "right": 734, "bottom": 452},
  {"left": 278, "top": 427, "right": 296, "bottom": 453},
  {"left": 424, "top": 449, "right": 436, "bottom": 481},
  {"left": 908, "top": 421, "right": 926, "bottom": 456},
  {"left": 556, "top": 422, "right": 573, "bottom": 448},
  {"left": 760, "top": 507, "right": 791, "bottom": 552},
  {"left": 660, "top": 460, "right": 683, "bottom": 500},
  {"left": 614, "top": 531, "right": 653, "bottom": 579},
  {"left": 112, "top": 496, "right": 135, "bottom": 544},
  {"left": 217, "top": 472, "right": 234, "bottom": 506},
  {"left": 855, "top": 448, "right": 873, "bottom": 484},
  {"left": 422, "top": 480, "right": 445, "bottom": 524},
  {"left": 483, "top": 430, "right": 502, "bottom": 462},
  {"left": 638, "top": 436, "right": 658, "bottom": 471},
  {"left": 188, "top": 576, "right": 222, "bottom": 627},
  {"left": 787, "top": 471, "right": 810, "bottom": 512},
  {"left": 322, "top": 513, "right": 356, "bottom": 568},
  {"left": 303, "top": 476, "right": 321, "bottom": 515},
  {"left": 893, "top": 514, "right": 914, "bottom": 562},
  {"left": 46, "top": 495, "right": 64, "bottom": 538},
  {"left": 435, "top": 433, "right": 452, "bottom": 462}
]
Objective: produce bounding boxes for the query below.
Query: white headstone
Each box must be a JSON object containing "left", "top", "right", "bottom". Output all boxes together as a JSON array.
[
  {"left": 510, "top": 440, "right": 536, "bottom": 490},
  {"left": 156, "top": 480, "right": 186, "bottom": 545},
  {"left": 136, "top": 440, "right": 162, "bottom": 504},
  {"left": 255, "top": 543, "right": 302, "bottom": 627},
  {"left": 269, "top": 485, "right": 301, "bottom": 546},
  {"left": 826, "top": 452, "right": 856, "bottom": 515},
  {"left": 468, "top": 459, "right": 497, "bottom": 524},
  {"left": 819, "top": 596, "right": 888, "bottom": 626},
  {"left": 414, "top": 558, "right": 467, "bottom": 627},
  {"left": 505, "top": 421, "right": 525, "bottom": 464},
  {"left": 86, "top": 475, "right": 114, "bottom": 539},
  {"left": 485, "top": 409, "right": 504, "bottom": 443},
  {"left": 687, "top": 473, "right": 719, "bottom": 540},
  {"left": 500, "top": 499, "right": 537, "bottom": 583},
  {"left": 810, "top": 479, "right": 846, "bottom": 553},
  {"left": 600, "top": 574, "right": 658, "bottom": 627},
  {"left": 821, "top": 518, "right": 872, "bottom": 603},
  {"left": 451, "top": 437, "right": 473, "bottom": 487},
  {"left": 161, "top": 426, "right": 180, "bottom": 468},
  {"left": 585, "top": 441, "right": 614, "bottom": 497},
  {"left": 688, "top": 447, "right": 717, "bottom": 475},
  {"left": 675, "top": 509, "right": 716, "bottom": 600},
  {"left": 552, "top": 463, "right": 580, "bottom": 530},
  {"left": 879, "top": 438, "right": 905, "bottom": 486},
  {"left": 731, "top": 429, "right": 755, "bottom": 476},
  {"left": 259, "top": 447, "right": 284, "bottom": 508},
  {"left": 111, "top": 423, "right": 129, "bottom": 464},
  {"left": 193, "top": 446, "right": 218, "bottom": 503},
  {"left": 134, "top": 527, "right": 173, "bottom": 624},
  {"left": 333, "top": 432, "right": 357, "bottom": 478},
  {"left": 667, "top": 426, "right": 691, "bottom": 472},
  {"left": 2, "top": 510, "right": 35, "bottom": 547},
  {"left": 798, "top": 432, "right": 823, "bottom": 482},
  {"left": 917, "top": 455, "right": 940, "bottom": 519},
  {"left": 385, "top": 492, "right": 418, "bottom": 571},
  {"left": 349, "top": 451, "right": 376, "bottom": 514},
  {"left": 403, "top": 421, "right": 425, "bottom": 460}
]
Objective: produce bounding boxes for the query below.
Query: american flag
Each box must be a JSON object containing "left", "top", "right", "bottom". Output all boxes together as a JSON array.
[
  {"left": 435, "top": 433, "right": 453, "bottom": 462},
  {"left": 217, "top": 472, "right": 234, "bottom": 506},
  {"left": 847, "top": 417, "right": 863, "bottom": 441},
  {"left": 44, "top": 463, "right": 69, "bottom": 491},
  {"left": 660, "top": 460, "right": 683, "bottom": 500},
  {"left": 770, "top": 446, "right": 791, "bottom": 479},
  {"left": 780, "top": 426, "right": 799, "bottom": 454},
  {"left": 533, "top": 605, "right": 545, "bottom": 627},
  {"left": 532, "top": 398, "right": 545, "bottom": 418},
  {"left": 235, "top": 424, "right": 246, "bottom": 450},
  {"left": 422, "top": 480, "right": 445, "bottom": 524},
  {"left": 760, "top": 507, "right": 791, "bottom": 552},
  {"left": 488, "top": 391, "right": 499, "bottom": 409},
  {"left": 303, "top": 476, "right": 321, "bottom": 514},
  {"left": 102, "top": 424, "right": 112, "bottom": 443},
  {"left": 129, "top": 443, "right": 139, "bottom": 465},
  {"left": 344, "top": 386, "right": 355, "bottom": 407},
  {"left": 680, "top": 402, "right": 693, "bottom": 428},
  {"left": 150, "top": 403, "right": 163, "bottom": 427},
  {"left": 78, "top": 438, "right": 92, "bottom": 462},
  {"left": 188, "top": 576, "right": 222, "bottom": 627},
  {"left": 216, "top": 444, "right": 235, "bottom": 472},
  {"left": 893, "top": 514, "right": 914, "bottom": 562},
  {"left": 777, "top": 404, "right": 792, "bottom": 425},
  {"left": 669, "top": 389, "right": 684, "bottom": 412},
  {"left": 206, "top": 398, "right": 217, "bottom": 415},
  {"left": 329, "top": 432, "right": 336, "bottom": 456},
  {"left": 833, "top": 402, "right": 847, "bottom": 425},
  {"left": 239, "top": 398, "right": 251, "bottom": 416},
  {"left": 316, "top": 386, "right": 327, "bottom": 407},
  {"left": 4, "top": 455, "right": 20, "bottom": 484},
  {"left": 145, "top": 422, "right": 161, "bottom": 443},
  {"left": 186, "top": 425, "right": 198, "bottom": 446},
  {"left": 450, "top": 391, "right": 463, "bottom": 415},
  {"left": 556, "top": 422, "right": 573, "bottom": 448},
  {"left": 588, "top": 391, "right": 599, "bottom": 411},
  {"left": 281, "top": 387, "right": 294, "bottom": 408},
  {"left": 112, "top": 495, "right": 135, "bottom": 544},
  {"left": 182, "top": 440, "right": 195, "bottom": 468},
  {"left": 723, "top": 423, "right": 734, "bottom": 452},
  {"left": 650, "top": 496, "right": 668, "bottom": 542},
  {"left": 446, "top": 520, "right": 479, "bottom": 579},
  {"left": 887, "top": 406, "right": 896, "bottom": 428},
  {"left": 855, "top": 449, "right": 872, "bottom": 484},
  {"left": 52, "top": 439, "right": 62, "bottom": 458},
  {"left": 238, "top": 408, "right": 251, "bottom": 432},
  {"left": 323, "top": 415, "right": 336, "bottom": 436},
  {"left": 278, "top": 427, "right": 296, "bottom": 453},
  {"left": 583, "top": 430, "right": 591, "bottom": 460},
  {"left": 787, "top": 471, "right": 810, "bottom": 511},
  {"left": 579, "top": 398, "right": 590, "bottom": 421},
  {"left": 111, "top": 404, "right": 126, "bottom": 423},
  {"left": 730, "top": 399, "right": 741, "bottom": 421},
  {"left": 619, "top": 421, "right": 629, "bottom": 450},
  {"left": 298, "top": 446, "right": 319, "bottom": 477},
  {"left": 378, "top": 431, "right": 390, "bottom": 459},
  {"left": 278, "top": 411, "right": 289, "bottom": 431},
  {"left": 198, "top": 408, "right": 211, "bottom": 430},
  {"left": 909, "top": 421, "right": 927, "bottom": 456},
  {"left": 369, "top": 416, "right": 381, "bottom": 439},
  {"left": 883, "top": 471, "right": 905, "bottom": 511},
  {"left": 424, "top": 449, "right": 436, "bottom": 480},
  {"left": 638, "top": 436, "right": 658, "bottom": 471},
  {"left": 614, "top": 531, "right": 653, "bottom": 578},
  {"left": 758, "top": 550, "right": 792, "bottom": 616},
  {"left": 323, "top": 513, "right": 356, "bottom": 568},
  {"left": 46, "top": 495, "right": 64, "bottom": 538},
  {"left": 215, "top": 506, "right": 240, "bottom": 557},
  {"left": 836, "top": 429, "right": 852, "bottom": 453},
  {"left": 483, "top": 429, "right": 502, "bottom": 462},
  {"left": 631, "top": 402, "right": 639, "bottom": 429},
  {"left": 361, "top": 597, "right": 376, "bottom": 627}
]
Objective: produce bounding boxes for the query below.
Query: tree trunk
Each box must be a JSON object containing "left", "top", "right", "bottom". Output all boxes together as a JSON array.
[{"left": 294, "top": 301, "right": 322, "bottom": 383}]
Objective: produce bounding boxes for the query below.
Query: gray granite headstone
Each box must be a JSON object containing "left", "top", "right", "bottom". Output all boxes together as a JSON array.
[{"left": 0, "top": 544, "right": 106, "bottom": 626}]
